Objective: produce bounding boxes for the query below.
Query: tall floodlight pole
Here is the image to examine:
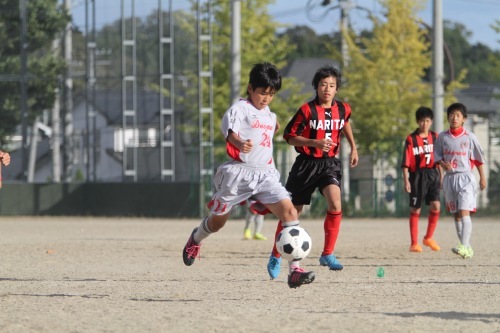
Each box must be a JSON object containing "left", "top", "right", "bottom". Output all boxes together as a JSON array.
[
  {"left": 432, "top": 0, "right": 444, "bottom": 133},
  {"left": 230, "top": 0, "right": 241, "bottom": 104}
]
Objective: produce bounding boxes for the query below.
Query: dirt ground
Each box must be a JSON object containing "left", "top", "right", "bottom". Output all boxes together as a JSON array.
[{"left": 0, "top": 216, "right": 499, "bottom": 333}]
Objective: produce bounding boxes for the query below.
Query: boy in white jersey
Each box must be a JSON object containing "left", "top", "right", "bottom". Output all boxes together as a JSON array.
[
  {"left": 182, "top": 62, "right": 315, "bottom": 288},
  {"left": 434, "top": 103, "right": 486, "bottom": 259}
]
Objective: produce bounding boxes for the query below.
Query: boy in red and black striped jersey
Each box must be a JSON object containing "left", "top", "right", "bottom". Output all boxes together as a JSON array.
[
  {"left": 267, "top": 66, "right": 358, "bottom": 279},
  {"left": 401, "top": 107, "right": 442, "bottom": 253}
]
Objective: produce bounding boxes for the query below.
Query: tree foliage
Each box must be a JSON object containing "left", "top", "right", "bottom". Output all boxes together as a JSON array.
[
  {"left": 340, "top": 0, "right": 464, "bottom": 157},
  {"left": 443, "top": 20, "right": 500, "bottom": 83},
  {"left": 0, "top": 0, "right": 70, "bottom": 146}
]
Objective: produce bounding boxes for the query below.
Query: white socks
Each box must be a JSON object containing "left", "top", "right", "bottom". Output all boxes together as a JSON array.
[
  {"left": 461, "top": 215, "right": 472, "bottom": 248},
  {"left": 193, "top": 216, "right": 212, "bottom": 244},
  {"left": 454, "top": 219, "right": 463, "bottom": 241}
]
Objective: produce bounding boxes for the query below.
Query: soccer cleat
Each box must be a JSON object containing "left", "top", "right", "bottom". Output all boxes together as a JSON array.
[
  {"left": 267, "top": 254, "right": 282, "bottom": 279},
  {"left": 423, "top": 238, "right": 441, "bottom": 251},
  {"left": 457, "top": 245, "right": 473, "bottom": 259},
  {"left": 319, "top": 253, "right": 344, "bottom": 270},
  {"left": 452, "top": 244, "right": 463, "bottom": 255},
  {"left": 253, "top": 232, "right": 267, "bottom": 241},
  {"left": 243, "top": 228, "right": 252, "bottom": 240},
  {"left": 182, "top": 228, "right": 202, "bottom": 266},
  {"left": 409, "top": 244, "right": 423, "bottom": 252},
  {"left": 288, "top": 267, "right": 316, "bottom": 289}
]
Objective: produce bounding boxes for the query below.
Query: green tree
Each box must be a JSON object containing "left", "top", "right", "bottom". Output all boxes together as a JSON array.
[
  {"left": 0, "top": 0, "right": 70, "bottom": 145},
  {"left": 490, "top": 20, "right": 500, "bottom": 81},
  {"left": 443, "top": 20, "right": 500, "bottom": 83},
  {"left": 279, "top": 26, "right": 336, "bottom": 61},
  {"left": 341, "top": 0, "right": 463, "bottom": 157}
]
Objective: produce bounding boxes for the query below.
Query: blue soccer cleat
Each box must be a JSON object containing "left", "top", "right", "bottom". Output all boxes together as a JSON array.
[
  {"left": 319, "top": 253, "right": 344, "bottom": 271},
  {"left": 267, "top": 254, "right": 282, "bottom": 279}
]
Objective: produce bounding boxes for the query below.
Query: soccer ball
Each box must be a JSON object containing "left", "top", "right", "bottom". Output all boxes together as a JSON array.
[{"left": 276, "top": 226, "right": 312, "bottom": 261}]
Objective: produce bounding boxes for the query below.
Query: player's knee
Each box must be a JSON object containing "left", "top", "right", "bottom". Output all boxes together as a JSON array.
[{"left": 327, "top": 200, "right": 342, "bottom": 212}]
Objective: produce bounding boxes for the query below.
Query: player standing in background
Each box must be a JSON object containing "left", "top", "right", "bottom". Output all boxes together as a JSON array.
[
  {"left": 434, "top": 103, "right": 486, "bottom": 259},
  {"left": 243, "top": 203, "right": 267, "bottom": 240},
  {"left": 266, "top": 65, "right": 358, "bottom": 279},
  {"left": 401, "top": 107, "right": 442, "bottom": 253},
  {"left": 182, "top": 62, "right": 315, "bottom": 288}
]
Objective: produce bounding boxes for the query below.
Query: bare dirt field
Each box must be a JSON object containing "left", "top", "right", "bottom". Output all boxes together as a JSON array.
[{"left": 0, "top": 216, "right": 499, "bottom": 333}]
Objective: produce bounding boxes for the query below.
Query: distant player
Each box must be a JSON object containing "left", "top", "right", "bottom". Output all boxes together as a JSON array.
[
  {"left": 243, "top": 203, "right": 267, "bottom": 240},
  {"left": 182, "top": 62, "right": 315, "bottom": 288},
  {"left": 434, "top": 103, "right": 486, "bottom": 259},
  {"left": 266, "top": 65, "right": 358, "bottom": 279},
  {"left": 401, "top": 107, "right": 442, "bottom": 253}
]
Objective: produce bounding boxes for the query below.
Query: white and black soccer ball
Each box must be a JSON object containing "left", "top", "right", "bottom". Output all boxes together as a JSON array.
[{"left": 276, "top": 226, "right": 312, "bottom": 261}]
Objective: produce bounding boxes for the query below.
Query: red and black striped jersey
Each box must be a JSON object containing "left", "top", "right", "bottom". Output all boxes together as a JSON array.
[
  {"left": 283, "top": 98, "right": 351, "bottom": 158},
  {"left": 401, "top": 129, "right": 438, "bottom": 172}
]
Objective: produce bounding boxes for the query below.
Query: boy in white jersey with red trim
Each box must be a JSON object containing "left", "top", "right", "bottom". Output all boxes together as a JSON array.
[
  {"left": 434, "top": 103, "right": 486, "bottom": 259},
  {"left": 182, "top": 62, "right": 315, "bottom": 288}
]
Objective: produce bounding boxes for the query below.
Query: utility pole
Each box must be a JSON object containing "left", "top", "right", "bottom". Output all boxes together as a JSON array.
[
  {"left": 52, "top": 83, "right": 62, "bottom": 182},
  {"left": 63, "top": 0, "right": 74, "bottom": 182},
  {"left": 20, "top": 0, "right": 28, "bottom": 181},
  {"left": 230, "top": 0, "right": 241, "bottom": 104},
  {"left": 432, "top": 0, "right": 444, "bottom": 133},
  {"left": 339, "top": 0, "right": 352, "bottom": 204}
]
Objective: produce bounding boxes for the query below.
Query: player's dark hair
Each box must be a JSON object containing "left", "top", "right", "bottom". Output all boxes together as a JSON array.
[
  {"left": 248, "top": 62, "right": 282, "bottom": 94},
  {"left": 415, "top": 106, "right": 433, "bottom": 121},
  {"left": 312, "top": 65, "right": 342, "bottom": 90},
  {"left": 447, "top": 102, "right": 467, "bottom": 118}
]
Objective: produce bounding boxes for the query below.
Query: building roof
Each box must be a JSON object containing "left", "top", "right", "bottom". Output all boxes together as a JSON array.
[
  {"left": 454, "top": 83, "right": 500, "bottom": 117},
  {"left": 283, "top": 58, "right": 341, "bottom": 95},
  {"left": 78, "top": 89, "right": 165, "bottom": 126}
]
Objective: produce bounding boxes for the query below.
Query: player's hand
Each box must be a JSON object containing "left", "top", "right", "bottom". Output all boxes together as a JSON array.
[
  {"left": 441, "top": 162, "right": 453, "bottom": 171},
  {"left": 0, "top": 151, "right": 10, "bottom": 166},
  {"left": 479, "top": 178, "right": 486, "bottom": 191},
  {"left": 350, "top": 149, "right": 358, "bottom": 167},
  {"left": 241, "top": 139, "right": 253, "bottom": 153},
  {"left": 404, "top": 180, "right": 411, "bottom": 193},
  {"left": 318, "top": 138, "right": 336, "bottom": 152}
]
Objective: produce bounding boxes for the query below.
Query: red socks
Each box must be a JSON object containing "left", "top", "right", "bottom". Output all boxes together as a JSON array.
[
  {"left": 322, "top": 210, "right": 342, "bottom": 256},
  {"left": 409, "top": 212, "right": 420, "bottom": 245},
  {"left": 272, "top": 220, "right": 284, "bottom": 257},
  {"left": 425, "top": 210, "right": 440, "bottom": 239}
]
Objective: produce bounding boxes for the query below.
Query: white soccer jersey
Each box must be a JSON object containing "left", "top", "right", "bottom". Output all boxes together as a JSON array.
[
  {"left": 434, "top": 129, "right": 485, "bottom": 173},
  {"left": 434, "top": 128, "right": 485, "bottom": 213},
  {"left": 220, "top": 98, "right": 277, "bottom": 166}
]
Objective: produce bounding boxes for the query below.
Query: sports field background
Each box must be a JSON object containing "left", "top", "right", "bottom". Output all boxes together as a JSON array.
[{"left": 0, "top": 216, "right": 499, "bottom": 332}]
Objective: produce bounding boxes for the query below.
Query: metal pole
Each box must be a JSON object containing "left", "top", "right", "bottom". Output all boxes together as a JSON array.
[
  {"left": 20, "top": 0, "right": 28, "bottom": 181},
  {"left": 230, "top": 0, "right": 241, "bottom": 104},
  {"left": 432, "top": 0, "right": 444, "bottom": 133},
  {"left": 339, "top": 0, "right": 351, "bottom": 204},
  {"left": 63, "top": 0, "right": 74, "bottom": 182},
  {"left": 52, "top": 84, "right": 61, "bottom": 182},
  {"left": 85, "top": 0, "right": 90, "bottom": 181}
]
